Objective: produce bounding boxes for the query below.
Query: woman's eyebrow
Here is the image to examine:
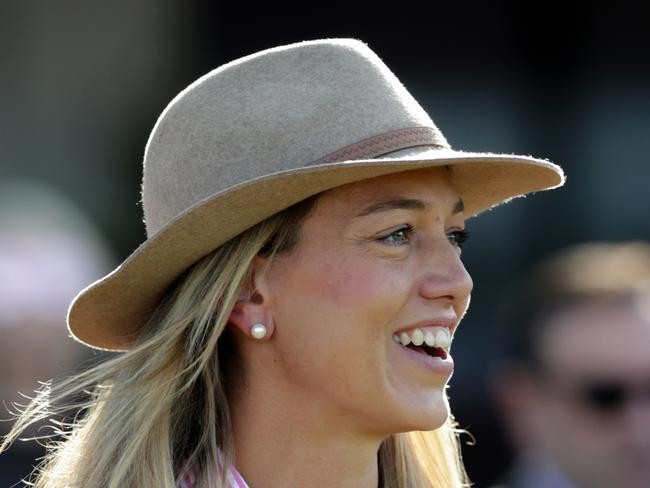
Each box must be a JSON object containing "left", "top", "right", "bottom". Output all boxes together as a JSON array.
[{"left": 355, "top": 197, "right": 464, "bottom": 217}]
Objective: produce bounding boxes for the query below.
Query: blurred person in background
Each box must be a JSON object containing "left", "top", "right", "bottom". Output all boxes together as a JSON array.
[
  {"left": 489, "top": 241, "right": 650, "bottom": 488},
  {"left": 0, "top": 180, "right": 114, "bottom": 487}
]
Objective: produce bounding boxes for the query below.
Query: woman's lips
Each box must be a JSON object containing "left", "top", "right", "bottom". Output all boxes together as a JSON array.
[{"left": 395, "top": 340, "right": 454, "bottom": 377}]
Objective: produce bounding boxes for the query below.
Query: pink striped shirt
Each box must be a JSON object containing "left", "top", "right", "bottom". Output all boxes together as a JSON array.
[{"left": 177, "top": 449, "right": 249, "bottom": 488}]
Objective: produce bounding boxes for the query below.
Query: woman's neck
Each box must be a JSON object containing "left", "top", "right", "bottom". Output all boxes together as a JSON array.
[{"left": 227, "top": 372, "right": 383, "bottom": 488}]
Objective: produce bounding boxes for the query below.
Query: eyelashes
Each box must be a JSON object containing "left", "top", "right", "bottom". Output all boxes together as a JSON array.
[
  {"left": 376, "top": 225, "right": 469, "bottom": 249},
  {"left": 449, "top": 229, "right": 470, "bottom": 248},
  {"left": 376, "top": 224, "right": 415, "bottom": 246}
]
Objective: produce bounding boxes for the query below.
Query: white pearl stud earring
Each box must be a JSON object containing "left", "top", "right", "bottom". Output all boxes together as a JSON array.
[{"left": 250, "top": 323, "right": 267, "bottom": 340}]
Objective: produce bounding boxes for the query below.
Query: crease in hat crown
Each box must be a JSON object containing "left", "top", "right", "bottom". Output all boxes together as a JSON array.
[
  {"left": 68, "top": 37, "right": 564, "bottom": 351},
  {"left": 141, "top": 38, "right": 449, "bottom": 238}
]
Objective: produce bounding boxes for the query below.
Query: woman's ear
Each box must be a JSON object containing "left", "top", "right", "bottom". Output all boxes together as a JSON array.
[{"left": 227, "top": 256, "right": 274, "bottom": 341}]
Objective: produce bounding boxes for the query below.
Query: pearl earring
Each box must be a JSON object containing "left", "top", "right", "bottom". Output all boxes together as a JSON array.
[{"left": 250, "top": 323, "right": 267, "bottom": 340}]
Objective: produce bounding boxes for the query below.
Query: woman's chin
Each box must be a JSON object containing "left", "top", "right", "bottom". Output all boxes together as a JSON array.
[
  {"left": 407, "top": 408, "right": 449, "bottom": 432},
  {"left": 387, "top": 392, "right": 451, "bottom": 433}
]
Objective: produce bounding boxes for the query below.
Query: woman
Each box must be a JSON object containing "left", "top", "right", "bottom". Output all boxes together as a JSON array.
[{"left": 1, "top": 39, "right": 564, "bottom": 487}]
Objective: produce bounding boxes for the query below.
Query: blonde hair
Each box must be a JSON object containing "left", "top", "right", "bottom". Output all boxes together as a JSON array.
[{"left": 2, "top": 195, "right": 471, "bottom": 488}]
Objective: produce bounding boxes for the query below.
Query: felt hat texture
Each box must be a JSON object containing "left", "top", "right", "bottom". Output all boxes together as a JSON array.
[{"left": 67, "top": 38, "right": 565, "bottom": 351}]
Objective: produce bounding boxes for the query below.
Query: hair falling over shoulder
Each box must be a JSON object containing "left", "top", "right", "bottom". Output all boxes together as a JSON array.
[{"left": 1, "top": 195, "right": 472, "bottom": 488}]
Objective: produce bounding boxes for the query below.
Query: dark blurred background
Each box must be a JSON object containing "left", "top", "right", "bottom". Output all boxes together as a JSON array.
[{"left": 1, "top": 1, "right": 649, "bottom": 486}]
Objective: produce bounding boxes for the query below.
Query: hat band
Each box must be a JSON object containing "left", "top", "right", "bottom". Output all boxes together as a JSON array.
[{"left": 311, "top": 126, "right": 447, "bottom": 165}]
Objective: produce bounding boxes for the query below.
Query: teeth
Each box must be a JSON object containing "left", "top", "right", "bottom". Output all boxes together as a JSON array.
[
  {"left": 392, "top": 327, "right": 451, "bottom": 351},
  {"left": 411, "top": 328, "right": 424, "bottom": 346},
  {"left": 435, "top": 330, "right": 450, "bottom": 349}
]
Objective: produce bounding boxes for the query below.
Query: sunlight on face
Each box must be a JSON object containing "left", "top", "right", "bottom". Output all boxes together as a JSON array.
[{"left": 262, "top": 166, "right": 473, "bottom": 437}]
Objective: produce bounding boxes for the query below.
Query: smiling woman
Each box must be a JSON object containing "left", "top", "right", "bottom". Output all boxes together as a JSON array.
[{"left": 1, "top": 39, "right": 564, "bottom": 487}]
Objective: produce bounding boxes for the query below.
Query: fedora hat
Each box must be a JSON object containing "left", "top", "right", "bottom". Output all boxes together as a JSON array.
[{"left": 67, "top": 38, "right": 564, "bottom": 351}]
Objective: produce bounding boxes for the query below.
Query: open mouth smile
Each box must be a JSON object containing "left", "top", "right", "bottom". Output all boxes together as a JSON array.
[{"left": 392, "top": 327, "right": 454, "bottom": 376}]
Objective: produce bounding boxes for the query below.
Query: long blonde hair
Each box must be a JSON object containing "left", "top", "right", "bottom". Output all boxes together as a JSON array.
[{"left": 2, "top": 194, "right": 471, "bottom": 488}]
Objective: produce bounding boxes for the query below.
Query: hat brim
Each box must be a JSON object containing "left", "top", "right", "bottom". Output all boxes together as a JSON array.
[{"left": 67, "top": 148, "right": 564, "bottom": 350}]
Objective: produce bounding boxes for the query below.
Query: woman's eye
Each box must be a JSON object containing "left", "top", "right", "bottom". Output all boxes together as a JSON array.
[
  {"left": 447, "top": 229, "right": 470, "bottom": 249},
  {"left": 376, "top": 225, "right": 414, "bottom": 246}
]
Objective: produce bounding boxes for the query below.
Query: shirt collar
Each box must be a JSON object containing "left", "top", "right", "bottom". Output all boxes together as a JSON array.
[{"left": 178, "top": 448, "right": 250, "bottom": 488}]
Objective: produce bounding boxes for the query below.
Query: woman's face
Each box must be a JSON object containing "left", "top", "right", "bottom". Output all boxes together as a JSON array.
[{"left": 254, "top": 166, "right": 473, "bottom": 436}]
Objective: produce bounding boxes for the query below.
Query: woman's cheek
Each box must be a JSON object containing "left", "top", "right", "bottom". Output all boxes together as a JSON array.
[{"left": 322, "top": 258, "right": 404, "bottom": 307}]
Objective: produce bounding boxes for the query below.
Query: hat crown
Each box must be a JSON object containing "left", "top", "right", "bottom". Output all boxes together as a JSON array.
[{"left": 141, "top": 38, "right": 448, "bottom": 237}]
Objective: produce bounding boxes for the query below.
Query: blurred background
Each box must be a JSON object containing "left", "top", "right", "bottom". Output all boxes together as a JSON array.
[{"left": 1, "top": 1, "right": 649, "bottom": 486}]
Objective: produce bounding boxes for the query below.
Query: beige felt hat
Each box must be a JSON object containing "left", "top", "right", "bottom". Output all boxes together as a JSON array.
[{"left": 67, "top": 38, "right": 565, "bottom": 351}]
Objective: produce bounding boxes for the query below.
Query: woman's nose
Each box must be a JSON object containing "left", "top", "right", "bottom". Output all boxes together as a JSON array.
[{"left": 417, "top": 239, "right": 473, "bottom": 304}]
